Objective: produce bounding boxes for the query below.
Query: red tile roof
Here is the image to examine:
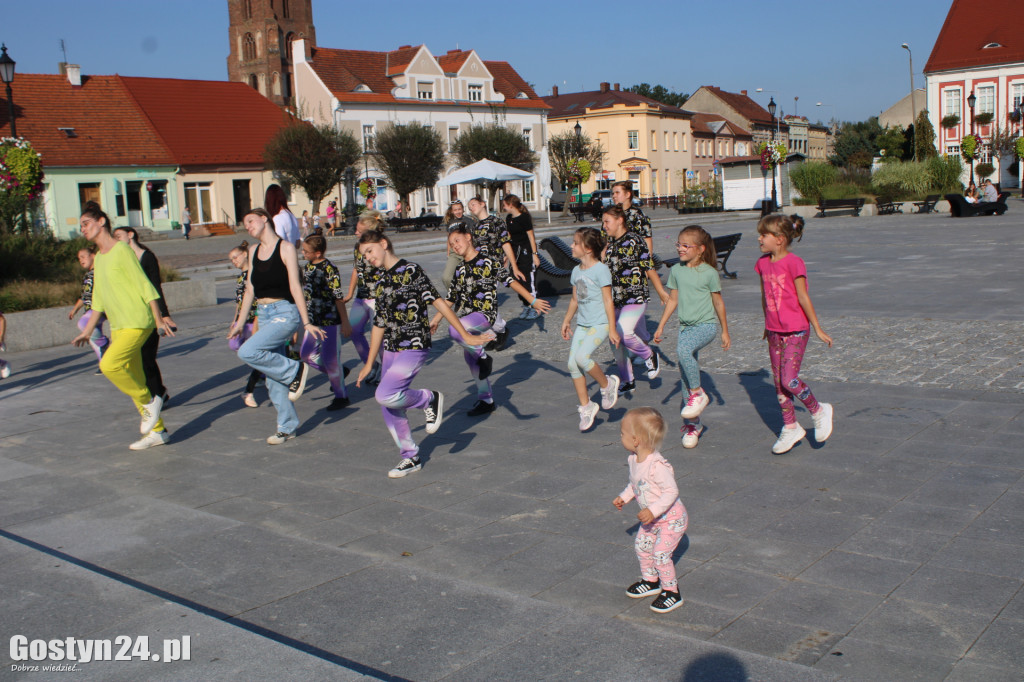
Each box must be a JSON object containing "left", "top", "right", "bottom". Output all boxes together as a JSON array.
[
  {"left": 925, "top": 0, "right": 1024, "bottom": 72},
  {"left": 0, "top": 73, "right": 295, "bottom": 168},
  {"left": 695, "top": 86, "right": 777, "bottom": 127},
  {"left": 309, "top": 46, "right": 548, "bottom": 109},
  {"left": 438, "top": 50, "right": 472, "bottom": 74},
  {"left": 691, "top": 113, "right": 752, "bottom": 138},
  {"left": 542, "top": 88, "right": 690, "bottom": 118}
]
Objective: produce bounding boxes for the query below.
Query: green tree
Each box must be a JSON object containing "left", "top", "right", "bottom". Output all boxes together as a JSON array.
[
  {"left": 626, "top": 83, "right": 689, "bottom": 108},
  {"left": 451, "top": 124, "right": 536, "bottom": 206},
  {"left": 832, "top": 117, "right": 884, "bottom": 167},
  {"left": 0, "top": 139, "right": 45, "bottom": 234},
  {"left": 373, "top": 122, "right": 445, "bottom": 218},
  {"left": 264, "top": 122, "right": 361, "bottom": 213},
  {"left": 548, "top": 130, "right": 604, "bottom": 215},
  {"left": 912, "top": 109, "right": 937, "bottom": 160},
  {"left": 876, "top": 125, "right": 908, "bottom": 162}
]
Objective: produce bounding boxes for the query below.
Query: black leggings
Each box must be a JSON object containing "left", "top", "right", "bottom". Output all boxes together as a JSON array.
[
  {"left": 141, "top": 329, "right": 166, "bottom": 399},
  {"left": 513, "top": 245, "right": 536, "bottom": 306}
]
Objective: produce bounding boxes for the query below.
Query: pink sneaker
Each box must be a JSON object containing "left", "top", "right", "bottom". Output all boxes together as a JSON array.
[{"left": 681, "top": 423, "right": 705, "bottom": 449}]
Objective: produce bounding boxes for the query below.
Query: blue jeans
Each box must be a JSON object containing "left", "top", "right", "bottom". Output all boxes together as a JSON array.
[{"left": 238, "top": 300, "right": 302, "bottom": 434}]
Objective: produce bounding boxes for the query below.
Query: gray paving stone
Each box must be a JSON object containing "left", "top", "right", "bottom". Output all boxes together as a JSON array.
[
  {"left": 814, "top": 636, "right": 955, "bottom": 681},
  {"left": 711, "top": 614, "right": 842, "bottom": 666},
  {"left": 759, "top": 510, "right": 872, "bottom": 548},
  {"left": 964, "top": 615, "right": 1024, "bottom": 670},
  {"left": 676, "top": 564, "right": 787, "bottom": 613},
  {"left": 710, "top": 536, "right": 830, "bottom": 579},
  {"left": 875, "top": 500, "right": 981, "bottom": 535},
  {"left": 944, "top": 660, "right": 1024, "bottom": 682},
  {"left": 904, "top": 464, "right": 1022, "bottom": 510},
  {"left": 960, "top": 491, "right": 1024, "bottom": 545},
  {"left": 891, "top": 564, "right": 1021, "bottom": 614},
  {"left": 927, "top": 537, "right": 1024, "bottom": 578},
  {"left": 848, "top": 599, "right": 992, "bottom": 657},
  {"left": 799, "top": 551, "right": 920, "bottom": 595},
  {"left": 747, "top": 580, "right": 884, "bottom": 634},
  {"left": 837, "top": 524, "right": 951, "bottom": 564}
]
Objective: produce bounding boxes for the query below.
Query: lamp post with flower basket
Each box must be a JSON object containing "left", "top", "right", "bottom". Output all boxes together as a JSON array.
[{"left": 967, "top": 90, "right": 977, "bottom": 183}]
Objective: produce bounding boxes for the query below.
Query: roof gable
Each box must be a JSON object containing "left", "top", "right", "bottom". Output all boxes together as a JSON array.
[
  {"left": 924, "top": 0, "right": 1024, "bottom": 72},
  {"left": 696, "top": 86, "right": 775, "bottom": 126},
  {"left": 542, "top": 88, "right": 690, "bottom": 118}
]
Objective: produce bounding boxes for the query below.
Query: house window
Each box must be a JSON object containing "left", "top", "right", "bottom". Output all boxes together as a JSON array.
[
  {"left": 1013, "top": 84, "right": 1024, "bottom": 111},
  {"left": 424, "top": 186, "right": 435, "bottom": 204},
  {"left": 651, "top": 131, "right": 657, "bottom": 151},
  {"left": 673, "top": 132, "right": 678, "bottom": 151},
  {"left": 944, "top": 88, "right": 962, "bottom": 118},
  {"left": 522, "top": 179, "right": 534, "bottom": 203},
  {"left": 979, "top": 143, "right": 992, "bottom": 163},
  {"left": 448, "top": 126, "right": 459, "bottom": 151},
  {"left": 627, "top": 130, "right": 638, "bottom": 150},
  {"left": 680, "top": 133, "right": 687, "bottom": 152},
  {"left": 242, "top": 0, "right": 252, "bottom": 19},
  {"left": 736, "top": 141, "right": 747, "bottom": 156},
  {"left": 243, "top": 33, "right": 257, "bottom": 61},
  {"left": 946, "top": 145, "right": 960, "bottom": 157},
  {"left": 522, "top": 127, "right": 532, "bottom": 150},
  {"left": 417, "top": 82, "right": 434, "bottom": 100},
  {"left": 977, "top": 85, "right": 995, "bottom": 115},
  {"left": 664, "top": 132, "right": 669, "bottom": 151},
  {"left": 363, "top": 125, "right": 375, "bottom": 152},
  {"left": 468, "top": 84, "right": 483, "bottom": 102}
]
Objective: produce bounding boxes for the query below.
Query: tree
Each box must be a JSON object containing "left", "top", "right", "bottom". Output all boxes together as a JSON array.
[
  {"left": 876, "top": 125, "right": 909, "bottom": 162},
  {"left": 548, "top": 131, "right": 604, "bottom": 215},
  {"left": 0, "top": 138, "right": 45, "bottom": 234},
  {"left": 373, "top": 122, "right": 445, "bottom": 218},
  {"left": 626, "top": 83, "right": 689, "bottom": 108},
  {"left": 264, "top": 122, "right": 361, "bottom": 213},
  {"left": 913, "top": 109, "right": 937, "bottom": 160},
  {"left": 450, "top": 124, "right": 536, "bottom": 206},
  {"left": 831, "top": 117, "right": 883, "bottom": 167}
]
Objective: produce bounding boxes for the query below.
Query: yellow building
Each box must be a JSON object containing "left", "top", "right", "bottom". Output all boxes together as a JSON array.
[{"left": 543, "top": 83, "right": 694, "bottom": 198}]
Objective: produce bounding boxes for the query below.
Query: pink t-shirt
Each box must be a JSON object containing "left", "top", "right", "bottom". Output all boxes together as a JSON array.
[
  {"left": 618, "top": 451, "right": 681, "bottom": 518},
  {"left": 754, "top": 253, "right": 809, "bottom": 332}
]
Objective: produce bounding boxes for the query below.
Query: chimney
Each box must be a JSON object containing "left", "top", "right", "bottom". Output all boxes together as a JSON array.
[
  {"left": 398, "top": 45, "right": 411, "bottom": 50},
  {"left": 65, "top": 64, "right": 82, "bottom": 87},
  {"left": 613, "top": 83, "right": 620, "bottom": 91},
  {"left": 552, "top": 85, "right": 559, "bottom": 97},
  {"left": 740, "top": 89, "right": 747, "bottom": 96},
  {"left": 599, "top": 82, "right": 610, "bottom": 93}
]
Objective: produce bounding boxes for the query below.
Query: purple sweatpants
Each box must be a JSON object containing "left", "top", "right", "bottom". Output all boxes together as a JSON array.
[
  {"left": 349, "top": 298, "right": 374, "bottom": 364},
  {"left": 300, "top": 325, "right": 347, "bottom": 399},
  {"left": 376, "top": 349, "right": 432, "bottom": 459},
  {"left": 612, "top": 303, "right": 653, "bottom": 382},
  {"left": 448, "top": 311, "right": 493, "bottom": 402},
  {"left": 77, "top": 310, "right": 108, "bottom": 361}
]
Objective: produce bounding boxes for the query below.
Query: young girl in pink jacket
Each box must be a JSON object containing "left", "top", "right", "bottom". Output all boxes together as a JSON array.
[{"left": 613, "top": 407, "right": 688, "bottom": 613}]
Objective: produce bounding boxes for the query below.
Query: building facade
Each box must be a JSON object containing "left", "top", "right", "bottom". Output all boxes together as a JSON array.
[
  {"left": 925, "top": 0, "right": 1024, "bottom": 188},
  {"left": 291, "top": 41, "right": 549, "bottom": 214},
  {"left": 226, "top": 0, "right": 316, "bottom": 106},
  {"left": 689, "top": 114, "right": 754, "bottom": 186},
  {"left": 685, "top": 86, "right": 791, "bottom": 152}
]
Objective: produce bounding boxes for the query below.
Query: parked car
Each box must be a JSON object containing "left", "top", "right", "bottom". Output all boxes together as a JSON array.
[{"left": 590, "top": 189, "right": 613, "bottom": 207}]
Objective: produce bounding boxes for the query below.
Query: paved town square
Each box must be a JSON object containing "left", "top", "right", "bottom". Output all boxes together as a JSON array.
[{"left": 2, "top": 208, "right": 1022, "bottom": 680}]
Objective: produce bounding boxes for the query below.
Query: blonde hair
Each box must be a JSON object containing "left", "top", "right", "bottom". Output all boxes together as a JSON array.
[
  {"left": 358, "top": 208, "right": 385, "bottom": 232},
  {"left": 624, "top": 407, "right": 667, "bottom": 450}
]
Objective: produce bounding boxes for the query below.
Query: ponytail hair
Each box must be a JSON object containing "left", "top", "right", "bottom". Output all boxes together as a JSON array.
[
  {"left": 80, "top": 202, "right": 112, "bottom": 232},
  {"left": 679, "top": 225, "right": 717, "bottom": 268},
  {"left": 502, "top": 193, "right": 530, "bottom": 217},
  {"left": 358, "top": 208, "right": 386, "bottom": 232},
  {"left": 357, "top": 229, "right": 394, "bottom": 253}
]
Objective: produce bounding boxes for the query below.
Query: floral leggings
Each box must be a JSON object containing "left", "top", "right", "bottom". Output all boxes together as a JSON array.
[
  {"left": 767, "top": 330, "right": 821, "bottom": 426},
  {"left": 635, "top": 499, "right": 688, "bottom": 590}
]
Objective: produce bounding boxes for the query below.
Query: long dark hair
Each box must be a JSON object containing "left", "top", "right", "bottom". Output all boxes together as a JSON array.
[
  {"left": 80, "top": 202, "right": 112, "bottom": 232},
  {"left": 114, "top": 226, "right": 152, "bottom": 252},
  {"left": 265, "top": 184, "right": 291, "bottom": 217},
  {"left": 503, "top": 194, "right": 530, "bottom": 217}
]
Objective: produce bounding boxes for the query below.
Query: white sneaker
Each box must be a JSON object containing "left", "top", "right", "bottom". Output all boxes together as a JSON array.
[
  {"left": 681, "top": 423, "right": 705, "bottom": 449},
  {"left": 578, "top": 401, "right": 599, "bottom": 431},
  {"left": 130, "top": 429, "right": 169, "bottom": 451},
  {"left": 139, "top": 394, "right": 164, "bottom": 434},
  {"left": 0, "top": 360, "right": 9, "bottom": 379},
  {"left": 266, "top": 431, "right": 295, "bottom": 445},
  {"left": 812, "top": 403, "right": 834, "bottom": 443},
  {"left": 600, "top": 375, "right": 620, "bottom": 410},
  {"left": 644, "top": 353, "right": 661, "bottom": 380},
  {"left": 681, "top": 391, "right": 709, "bottom": 419},
  {"left": 772, "top": 424, "right": 806, "bottom": 454}
]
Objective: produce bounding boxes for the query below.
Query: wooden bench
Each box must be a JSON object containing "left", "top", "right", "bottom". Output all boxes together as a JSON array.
[
  {"left": 567, "top": 203, "right": 593, "bottom": 223},
  {"left": 912, "top": 194, "right": 941, "bottom": 214},
  {"left": 816, "top": 198, "right": 865, "bottom": 217},
  {"left": 875, "top": 197, "right": 903, "bottom": 215},
  {"left": 662, "top": 233, "right": 743, "bottom": 279}
]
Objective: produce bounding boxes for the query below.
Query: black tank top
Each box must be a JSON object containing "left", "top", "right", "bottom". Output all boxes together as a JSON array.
[{"left": 251, "top": 239, "right": 293, "bottom": 302}]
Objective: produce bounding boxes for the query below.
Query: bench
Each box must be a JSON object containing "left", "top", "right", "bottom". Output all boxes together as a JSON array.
[
  {"left": 540, "top": 236, "right": 579, "bottom": 270},
  {"left": 661, "top": 233, "right": 743, "bottom": 279},
  {"left": 944, "top": 193, "right": 1009, "bottom": 217},
  {"left": 816, "top": 198, "right": 865, "bottom": 217},
  {"left": 385, "top": 215, "right": 443, "bottom": 232},
  {"left": 533, "top": 254, "right": 574, "bottom": 297},
  {"left": 912, "top": 195, "right": 941, "bottom": 214},
  {"left": 875, "top": 197, "right": 903, "bottom": 215}
]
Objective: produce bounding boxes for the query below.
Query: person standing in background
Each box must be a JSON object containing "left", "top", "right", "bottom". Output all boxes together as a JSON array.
[{"left": 181, "top": 206, "right": 192, "bottom": 241}]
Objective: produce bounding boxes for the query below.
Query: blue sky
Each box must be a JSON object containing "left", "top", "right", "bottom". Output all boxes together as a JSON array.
[{"left": 6, "top": 0, "right": 950, "bottom": 124}]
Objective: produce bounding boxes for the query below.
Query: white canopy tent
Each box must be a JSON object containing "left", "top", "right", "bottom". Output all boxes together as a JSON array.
[{"left": 437, "top": 158, "right": 534, "bottom": 212}]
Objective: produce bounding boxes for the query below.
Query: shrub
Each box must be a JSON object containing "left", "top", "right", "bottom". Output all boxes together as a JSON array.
[
  {"left": 789, "top": 162, "right": 838, "bottom": 201},
  {"left": 160, "top": 264, "right": 183, "bottom": 282},
  {"left": 0, "top": 233, "right": 90, "bottom": 286},
  {"left": 0, "top": 279, "right": 81, "bottom": 312},
  {"left": 870, "top": 161, "right": 932, "bottom": 199},
  {"left": 974, "top": 112, "right": 994, "bottom": 126},
  {"left": 926, "top": 155, "right": 965, "bottom": 193},
  {"left": 974, "top": 162, "right": 995, "bottom": 179},
  {"left": 820, "top": 183, "right": 868, "bottom": 200}
]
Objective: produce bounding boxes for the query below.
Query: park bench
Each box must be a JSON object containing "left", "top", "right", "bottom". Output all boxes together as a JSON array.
[
  {"left": 661, "top": 233, "right": 743, "bottom": 279},
  {"left": 816, "top": 198, "right": 865, "bottom": 217},
  {"left": 875, "top": 197, "right": 903, "bottom": 215},
  {"left": 385, "top": 215, "right": 443, "bottom": 232},
  {"left": 533, "top": 254, "right": 574, "bottom": 297},
  {"left": 944, "top": 193, "right": 1009, "bottom": 217},
  {"left": 568, "top": 203, "right": 596, "bottom": 223},
  {"left": 541, "top": 235, "right": 664, "bottom": 272},
  {"left": 912, "top": 195, "right": 941, "bottom": 214}
]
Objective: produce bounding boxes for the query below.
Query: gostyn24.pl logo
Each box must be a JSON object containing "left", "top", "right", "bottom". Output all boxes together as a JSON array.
[{"left": 10, "top": 635, "right": 191, "bottom": 669}]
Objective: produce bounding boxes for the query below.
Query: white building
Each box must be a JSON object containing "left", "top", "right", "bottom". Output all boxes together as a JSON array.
[
  {"left": 925, "top": 0, "right": 1024, "bottom": 189},
  {"left": 291, "top": 41, "right": 550, "bottom": 214}
]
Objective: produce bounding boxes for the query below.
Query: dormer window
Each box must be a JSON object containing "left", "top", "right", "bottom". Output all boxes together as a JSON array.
[
  {"left": 58, "top": 127, "right": 77, "bottom": 138},
  {"left": 417, "top": 82, "right": 434, "bottom": 100},
  {"left": 354, "top": 84, "right": 371, "bottom": 92},
  {"left": 983, "top": 42, "right": 1003, "bottom": 49},
  {"left": 468, "top": 84, "right": 483, "bottom": 102}
]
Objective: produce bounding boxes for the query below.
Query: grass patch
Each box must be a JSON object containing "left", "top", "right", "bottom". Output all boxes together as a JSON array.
[{"left": 0, "top": 280, "right": 81, "bottom": 312}]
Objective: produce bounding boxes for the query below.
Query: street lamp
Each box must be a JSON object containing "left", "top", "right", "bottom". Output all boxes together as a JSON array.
[
  {"left": 902, "top": 43, "right": 917, "bottom": 161},
  {"left": 768, "top": 96, "right": 778, "bottom": 213},
  {"left": 968, "top": 90, "right": 977, "bottom": 184},
  {"left": 0, "top": 45, "right": 16, "bottom": 138},
  {"left": 573, "top": 120, "right": 582, "bottom": 204}
]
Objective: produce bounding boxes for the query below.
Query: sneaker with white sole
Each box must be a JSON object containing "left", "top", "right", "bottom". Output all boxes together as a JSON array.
[
  {"left": 681, "top": 423, "right": 706, "bottom": 449},
  {"left": 772, "top": 424, "right": 806, "bottom": 454},
  {"left": 600, "top": 375, "right": 620, "bottom": 410},
  {"left": 681, "top": 390, "right": 709, "bottom": 419},
  {"left": 287, "top": 363, "right": 308, "bottom": 402},
  {"left": 525, "top": 307, "right": 540, "bottom": 320},
  {"left": 478, "top": 353, "right": 493, "bottom": 380},
  {"left": 266, "top": 431, "right": 295, "bottom": 445},
  {"left": 518, "top": 305, "right": 530, "bottom": 320},
  {"left": 0, "top": 359, "right": 10, "bottom": 379},
  {"left": 130, "top": 429, "right": 169, "bottom": 451},
  {"left": 650, "top": 590, "right": 683, "bottom": 613},
  {"left": 388, "top": 456, "right": 422, "bottom": 478},
  {"left": 812, "top": 403, "right": 834, "bottom": 443},
  {"left": 139, "top": 394, "right": 163, "bottom": 434},
  {"left": 625, "top": 579, "right": 661, "bottom": 598},
  {"left": 645, "top": 353, "right": 661, "bottom": 380},
  {"left": 424, "top": 391, "right": 444, "bottom": 434},
  {"left": 578, "top": 401, "right": 599, "bottom": 431},
  {"left": 243, "top": 392, "right": 258, "bottom": 408},
  {"left": 618, "top": 380, "right": 636, "bottom": 395}
]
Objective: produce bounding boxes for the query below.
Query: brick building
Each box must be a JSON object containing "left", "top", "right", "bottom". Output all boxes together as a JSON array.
[{"left": 226, "top": 0, "right": 316, "bottom": 106}]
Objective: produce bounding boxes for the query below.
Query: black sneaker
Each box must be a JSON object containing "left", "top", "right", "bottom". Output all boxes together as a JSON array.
[
  {"left": 424, "top": 391, "right": 444, "bottom": 434},
  {"left": 478, "top": 353, "right": 493, "bottom": 380},
  {"left": 494, "top": 328, "right": 510, "bottom": 351},
  {"left": 388, "top": 456, "right": 422, "bottom": 478},
  {"left": 625, "top": 580, "right": 661, "bottom": 599},
  {"left": 467, "top": 400, "right": 496, "bottom": 417},
  {"left": 326, "top": 396, "right": 350, "bottom": 411},
  {"left": 618, "top": 380, "right": 636, "bottom": 395},
  {"left": 645, "top": 352, "right": 661, "bottom": 380},
  {"left": 650, "top": 590, "right": 683, "bottom": 613},
  {"left": 288, "top": 363, "right": 308, "bottom": 402}
]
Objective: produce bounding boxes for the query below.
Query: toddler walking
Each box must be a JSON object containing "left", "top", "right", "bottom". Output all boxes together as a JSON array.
[
  {"left": 654, "top": 226, "right": 730, "bottom": 448},
  {"left": 755, "top": 214, "right": 834, "bottom": 454},
  {"left": 613, "top": 407, "right": 688, "bottom": 613}
]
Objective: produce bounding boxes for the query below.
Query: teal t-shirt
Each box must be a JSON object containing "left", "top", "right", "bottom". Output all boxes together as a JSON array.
[
  {"left": 667, "top": 262, "right": 720, "bottom": 326},
  {"left": 571, "top": 262, "right": 612, "bottom": 328}
]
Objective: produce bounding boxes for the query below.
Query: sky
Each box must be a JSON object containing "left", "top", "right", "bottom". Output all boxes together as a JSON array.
[{"left": 5, "top": 0, "right": 951, "bottom": 124}]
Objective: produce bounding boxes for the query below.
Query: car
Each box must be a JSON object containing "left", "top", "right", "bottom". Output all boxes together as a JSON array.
[{"left": 590, "top": 189, "right": 613, "bottom": 207}]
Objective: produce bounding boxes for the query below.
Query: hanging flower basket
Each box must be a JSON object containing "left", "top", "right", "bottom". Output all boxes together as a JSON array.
[
  {"left": 0, "top": 137, "right": 45, "bottom": 201},
  {"left": 974, "top": 112, "right": 994, "bottom": 126},
  {"left": 757, "top": 141, "right": 788, "bottom": 171},
  {"left": 940, "top": 114, "right": 960, "bottom": 129},
  {"left": 1015, "top": 137, "right": 1024, "bottom": 160},
  {"left": 961, "top": 134, "right": 980, "bottom": 160},
  {"left": 566, "top": 158, "right": 592, "bottom": 185}
]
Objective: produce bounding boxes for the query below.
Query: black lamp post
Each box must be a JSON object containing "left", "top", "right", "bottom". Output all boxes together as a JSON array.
[
  {"left": 1018, "top": 100, "right": 1024, "bottom": 198},
  {"left": 967, "top": 90, "right": 977, "bottom": 184},
  {"left": 768, "top": 96, "right": 778, "bottom": 213},
  {"left": 343, "top": 166, "right": 357, "bottom": 235},
  {"left": 0, "top": 45, "right": 16, "bottom": 138},
  {"left": 573, "top": 120, "right": 583, "bottom": 204}
]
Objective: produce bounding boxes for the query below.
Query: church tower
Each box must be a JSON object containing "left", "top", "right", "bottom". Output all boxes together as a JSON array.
[{"left": 226, "top": 0, "right": 316, "bottom": 107}]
